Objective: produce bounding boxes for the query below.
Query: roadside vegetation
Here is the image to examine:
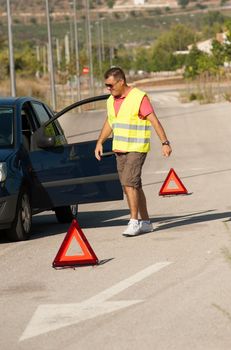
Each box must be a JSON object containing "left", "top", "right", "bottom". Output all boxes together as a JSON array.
[{"left": 1, "top": 7, "right": 231, "bottom": 105}]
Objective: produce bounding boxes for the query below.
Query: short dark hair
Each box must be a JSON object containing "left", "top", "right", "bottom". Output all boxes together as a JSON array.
[{"left": 104, "top": 67, "right": 126, "bottom": 83}]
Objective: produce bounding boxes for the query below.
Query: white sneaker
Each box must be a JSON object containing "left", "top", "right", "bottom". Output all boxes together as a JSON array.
[
  {"left": 122, "top": 219, "right": 141, "bottom": 237},
  {"left": 139, "top": 220, "right": 153, "bottom": 233}
]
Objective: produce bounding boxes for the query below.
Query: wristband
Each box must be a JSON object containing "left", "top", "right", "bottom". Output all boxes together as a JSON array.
[{"left": 162, "top": 140, "right": 170, "bottom": 146}]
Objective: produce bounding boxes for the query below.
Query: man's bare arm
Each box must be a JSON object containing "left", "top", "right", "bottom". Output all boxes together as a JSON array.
[
  {"left": 95, "top": 118, "right": 113, "bottom": 160},
  {"left": 147, "top": 112, "right": 172, "bottom": 157}
]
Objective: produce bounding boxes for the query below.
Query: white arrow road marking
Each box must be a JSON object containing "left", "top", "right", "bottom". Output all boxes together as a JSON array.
[{"left": 20, "top": 261, "right": 172, "bottom": 341}]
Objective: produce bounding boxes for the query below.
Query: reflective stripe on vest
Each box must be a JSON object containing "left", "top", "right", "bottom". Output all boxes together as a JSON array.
[
  {"left": 114, "top": 135, "right": 150, "bottom": 144},
  {"left": 112, "top": 122, "right": 152, "bottom": 132}
]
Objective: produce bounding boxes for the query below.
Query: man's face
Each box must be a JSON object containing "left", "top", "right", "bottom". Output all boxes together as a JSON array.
[{"left": 105, "top": 76, "right": 124, "bottom": 97}]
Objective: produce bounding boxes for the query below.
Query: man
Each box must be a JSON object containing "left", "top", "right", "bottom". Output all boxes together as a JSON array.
[{"left": 95, "top": 67, "right": 172, "bottom": 236}]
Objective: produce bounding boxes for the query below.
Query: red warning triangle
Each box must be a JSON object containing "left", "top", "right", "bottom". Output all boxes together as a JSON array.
[
  {"left": 159, "top": 168, "right": 188, "bottom": 196},
  {"left": 52, "top": 219, "right": 98, "bottom": 268}
]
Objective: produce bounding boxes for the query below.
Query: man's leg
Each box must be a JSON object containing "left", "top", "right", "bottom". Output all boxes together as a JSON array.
[
  {"left": 122, "top": 185, "right": 140, "bottom": 236},
  {"left": 138, "top": 188, "right": 149, "bottom": 220},
  {"left": 123, "top": 186, "right": 153, "bottom": 235},
  {"left": 117, "top": 152, "right": 152, "bottom": 235},
  {"left": 124, "top": 186, "right": 139, "bottom": 220},
  {"left": 124, "top": 186, "right": 149, "bottom": 220},
  {"left": 138, "top": 188, "right": 153, "bottom": 233}
]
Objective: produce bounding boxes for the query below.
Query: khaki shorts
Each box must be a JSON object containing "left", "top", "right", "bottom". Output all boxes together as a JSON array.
[{"left": 115, "top": 152, "right": 147, "bottom": 188}]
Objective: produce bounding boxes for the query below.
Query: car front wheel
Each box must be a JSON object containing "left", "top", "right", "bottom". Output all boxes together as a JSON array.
[
  {"left": 54, "top": 204, "right": 78, "bottom": 223},
  {"left": 7, "top": 189, "right": 32, "bottom": 242}
]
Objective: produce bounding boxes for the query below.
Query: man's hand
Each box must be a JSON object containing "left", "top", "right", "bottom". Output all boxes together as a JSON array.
[
  {"left": 94, "top": 118, "right": 112, "bottom": 161},
  {"left": 162, "top": 144, "right": 172, "bottom": 157},
  {"left": 95, "top": 142, "right": 103, "bottom": 161}
]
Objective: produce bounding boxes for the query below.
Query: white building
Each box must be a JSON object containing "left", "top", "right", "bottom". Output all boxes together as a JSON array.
[
  {"left": 134, "top": 0, "right": 145, "bottom": 5},
  {"left": 188, "top": 39, "right": 213, "bottom": 55}
]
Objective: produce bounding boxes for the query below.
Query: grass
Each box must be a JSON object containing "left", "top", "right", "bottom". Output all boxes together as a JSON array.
[
  {"left": 0, "top": 75, "right": 107, "bottom": 110},
  {"left": 2, "top": 73, "right": 230, "bottom": 110},
  {"left": 179, "top": 75, "right": 231, "bottom": 104},
  {"left": 0, "top": 77, "right": 50, "bottom": 103}
]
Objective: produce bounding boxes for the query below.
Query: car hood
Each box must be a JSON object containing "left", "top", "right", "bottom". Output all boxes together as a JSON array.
[{"left": 0, "top": 148, "right": 14, "bottom": 162}]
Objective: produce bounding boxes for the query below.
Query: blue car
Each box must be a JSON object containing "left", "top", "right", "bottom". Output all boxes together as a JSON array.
[{"left": 0, "top": 95, "right": 123, "bottom": 241}]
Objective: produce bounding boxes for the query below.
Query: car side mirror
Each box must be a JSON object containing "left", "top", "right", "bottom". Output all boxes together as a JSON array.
[{"left": 35, "top": 127, "right": 55, "bottom": 149}]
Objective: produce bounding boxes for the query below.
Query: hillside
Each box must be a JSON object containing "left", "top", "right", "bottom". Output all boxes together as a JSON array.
[
  {"left": 0, "top": 0, "right": 227, "bottom": 16},
  {"left": 0, "top": 0, "right": 230, "bottom": 49}
]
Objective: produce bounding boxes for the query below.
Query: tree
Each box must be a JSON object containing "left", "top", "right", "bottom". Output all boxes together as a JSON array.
[
  {"left": 133, "top": 47, "right": 152, "bottom": 72},
  {"left": 14, "top": 45, "right": 38, "bottom": 76},
  {"left": 177, "top": 0, "right": 189, "bottom": 8},
  {"left": 0, "top": 50, "right": 9, "bottom": 78},
  {"left": 184, "top": 44, "right": 203, "bottom": 78},
  {"left": 169, "top": 24, "right": 195, "bottom": 51},
  {"left": 197, "top": 53, "right": 218, "bottom": 76},
  {"left": 211, "top": 39, "right": 225, "bottom": 67},
  {"left": 152, "top": 46, "right": 177, "bottom": 71},
  {"left": 151, "top": 24, "right": 195, "bottom": 71},
  {"left": 107, "top": 0, "right": 115, "bottom": 8},
  {"left": 224, "top": 21, "right": 231, "bottom": 64},
  {"left": 203, "top": 11, "right": 225, "bottom": 27}
]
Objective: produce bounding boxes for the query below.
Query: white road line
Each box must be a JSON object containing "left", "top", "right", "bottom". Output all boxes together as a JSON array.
[
  {"left": 20, "top": 261, "right": 172, "bottom": 341},
  {"left": 85, "top": 261, "right": 172, "bottom": 304}
]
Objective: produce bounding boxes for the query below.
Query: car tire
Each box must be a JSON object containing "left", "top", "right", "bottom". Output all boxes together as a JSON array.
[
  {"left": 7, "top": 188, "right": 32, "bottom": 242},
  {"left": 54, "top": 205, "right": 78, "bottom": 223}
]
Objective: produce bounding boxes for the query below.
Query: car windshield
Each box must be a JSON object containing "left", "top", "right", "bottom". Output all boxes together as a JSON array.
[{"left": 0, "top": 108, "right": 14, "bottom": 147}]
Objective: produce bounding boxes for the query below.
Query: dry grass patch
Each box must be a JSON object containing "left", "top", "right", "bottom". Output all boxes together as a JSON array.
[{"left": 0, "top": 77, "right": 50, "bottom": 103}]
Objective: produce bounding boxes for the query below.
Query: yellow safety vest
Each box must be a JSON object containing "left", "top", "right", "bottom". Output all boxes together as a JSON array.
[{"left": 107, "top": 88, "right": 152, "bottom": 153}]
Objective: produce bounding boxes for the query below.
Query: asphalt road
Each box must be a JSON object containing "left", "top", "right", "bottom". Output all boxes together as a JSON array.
[{"left": 1, "top": 91, "right": 231, "bottom": 350}]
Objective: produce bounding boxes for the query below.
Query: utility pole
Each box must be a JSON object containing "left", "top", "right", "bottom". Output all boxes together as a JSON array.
[
  {"left": 43, "top": 45, "right": 47, "bottom": 75},
  {"left": 35, "top": 45, "right": 41, "bottom": 78},
  {"left": 56, "top": 38, "right": 61, "bottom": 71},
  {"left": 100, "top": 18, "right": 105, "bottom": 62},
  {"left": 6, "top": 0, "right": 16, "bottom": 96},
  {"left": 64, "top": 33, "right": 70, "bottom": 66},
  {"left": 85, "top": 0, "right": 94, "bottom": 96},
  {"left": 73, "top": 0, "right": 81, "bottom": 101},
  {"left": 96, "top": 21, "right": 103, "bottom": 91},
  {"left": 45, "top": 0, "right": 56, "bottom": 110},
  {"left": 36, "top": 45, "right": 40, "bottom": 62},
  {"left": 107, "top": 17, "right": 114, "bottom": 67}
]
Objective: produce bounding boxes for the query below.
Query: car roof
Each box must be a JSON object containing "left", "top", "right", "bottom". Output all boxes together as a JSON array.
[{"left": 0, "top": 96, "right": 40, "bottom": 107}]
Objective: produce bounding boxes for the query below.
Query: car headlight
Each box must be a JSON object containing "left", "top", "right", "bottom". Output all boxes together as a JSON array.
[{"left": 0, "top": 163, "right": 7, "bottom": 182}]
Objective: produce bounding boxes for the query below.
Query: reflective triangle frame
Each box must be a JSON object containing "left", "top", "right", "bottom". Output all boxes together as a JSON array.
[
  {"left": 52, "top": 219, "right": 98, "bottom": 268},
  {"left": 159, "top": 168, "right": 188, "bottom": 196}
]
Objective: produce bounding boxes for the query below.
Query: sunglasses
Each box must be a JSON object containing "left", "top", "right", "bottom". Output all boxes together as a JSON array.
[{"left": 105, "top": 80, "right": 120, "bottom": 89}]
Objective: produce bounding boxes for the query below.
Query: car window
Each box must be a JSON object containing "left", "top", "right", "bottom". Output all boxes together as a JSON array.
[
  {"left": 0, "top": 108, "right": 14, "bottom": 147},
  {"left": 30, "top": 101, "right": 66, "bottom": 148},
  {"left": 22, "top": 102, "right": 38, "bottom": 132},
  {"left": 31, "top": 102, "right": 52, "bottom": 124},
  {"left": 58, "top": 99, "right": 109, "bottom": 145},
  {"left": 31, "top": 101, "right": 61, "bottom": 138},
  {"left": 21, "top": 103, "right": 39, "bottom": 151}
]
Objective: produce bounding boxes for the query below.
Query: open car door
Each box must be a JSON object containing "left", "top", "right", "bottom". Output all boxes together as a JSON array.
[{"left": 29, "top": 95, "right": 123, "bottom": 209}]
